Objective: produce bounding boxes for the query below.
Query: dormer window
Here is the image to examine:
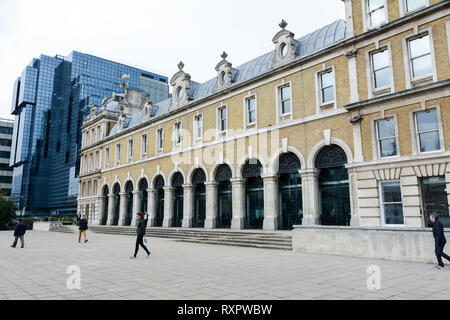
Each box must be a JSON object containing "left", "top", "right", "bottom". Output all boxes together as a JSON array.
[
  {"left": 214, "top": 52, "right": 235, "bottom": 91},
  {"left": 176, "top": 86, "right": 184, "bottom": 101},
  {"left": 279, "top": 43, "right": 288, "bottom": 57},
  {"left": 220, "top": 71, "right": 226, "bottom": 84}
]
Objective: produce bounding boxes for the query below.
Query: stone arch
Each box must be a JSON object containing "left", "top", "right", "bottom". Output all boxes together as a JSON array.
[
  {"left": 136, "top": 173, "right": 150, "bottom": 191},
  {"left": 209, "top": 159, "right": 236, "bottom": 182},
  {"left": 187, "top": 164, "right": 209, "bottom": 184},
  {"left": 190, "top": 168, "right": 207, "bottom": 185},
  {"left": 168, "top": 168, "right": 186, "bottom": 187},
  {"left": 124, "top": 180, "right": 134, "bottom": 193},
  {"left": 307, "top": 137, "right": 353, "bottom": 169},
  {"left": 269, "top": 146, "right": 306, "bottom": 174},
  {"left": 112, "top": 182, "right": 121, "bottom": 195},
  {"left": 101, "top": 184, "right": 110, "bottom": 196},
  {"left": 138, "top": 177, "right": 149, "bottom": 191},
  {"left": 122, "top": 176, "right": 135, "bottom": 191},
  {"left": 236, "top": 154, "right": 267, "bottom": 178},
  {"left": 150, "top": 171, "right": 167, "bottom": 189}
]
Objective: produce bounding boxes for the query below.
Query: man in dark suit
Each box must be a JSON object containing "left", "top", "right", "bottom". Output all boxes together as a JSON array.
[
  {"left": 430, "top": 212, "right": 450, "bottom": 269},
  {"left": 11, "top": 219, "right": 26, "bottom": 248}
]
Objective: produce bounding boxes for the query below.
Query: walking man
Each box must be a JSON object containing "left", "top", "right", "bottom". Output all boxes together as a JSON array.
[
  {"left": 78, "top": 215, "right": 88, "bottom": 243},
  {"left": 131, "top": 212, "right": 150, "bottom": 259},
  {"left": 430, "top": 212, "right": 450, "bottom": 269},
  {"left": 11, "top": 219, "right": 26, "bottom": 248}
]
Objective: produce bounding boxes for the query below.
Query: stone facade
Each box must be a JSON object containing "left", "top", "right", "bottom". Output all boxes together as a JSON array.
[{"left": 78, "top": 1, "right": 450, "bottom": 232}]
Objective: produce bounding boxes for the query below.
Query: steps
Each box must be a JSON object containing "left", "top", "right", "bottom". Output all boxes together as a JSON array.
[
  {"left": 88, "top": 225, "right": 293, "bottom": 250},
  {"left": 49, "top": 225, "right": 76, "bottom": 234}
]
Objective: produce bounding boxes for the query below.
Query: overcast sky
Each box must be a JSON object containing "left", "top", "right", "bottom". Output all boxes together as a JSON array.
[{"left": 0, "top": 0, "right": 345, "bottom": 120}]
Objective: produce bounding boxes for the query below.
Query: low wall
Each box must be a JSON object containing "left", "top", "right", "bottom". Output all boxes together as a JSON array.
[
  {"left": 32, "top": 222, "right": 63, "bottom": 231},
  {"left": 292, "top": 225, "right": 444, "bottom": 263}
]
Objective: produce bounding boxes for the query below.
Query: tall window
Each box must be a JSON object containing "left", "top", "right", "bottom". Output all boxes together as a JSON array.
[
  {"left": 174, "top": 122, "right": 182, "bottom": 146},
  {"left": 219, "top": 107, "right": 227, "bottom": 132},
  {"left": 89, "top": 153, "right": 93, "bottom": 171},
  {"left": 105, "top": 148, "right": 110, "bottom": 168},
  {"left": 116, "top": 143, "right": 121, "bottom": 165},
  {"left": 246, "top": 97, "right": 256, "bottom": 125},
  {"left": 380, "top": 181, "right": 404, "bottom": 225},
  {"left": 376, "top": 118, "right": 397, "bottom": 157},
  {"left": 128, "top": 139, "right": 133, "bottom": 160},
  {"left": 84, "top": 155, "right": 88, "bottom": 173},
  {"left": 95, "top": 151, "right": 99, "bottom": 169},
  {"left": 367, "top": 0, "right": 386, "bottom": 28},
  {"left": 88, "top": 181, "right": 91, "bottom": 197},
  {"left": 194, "top": 115, "right": 203, "bottom": 140},
  {"left": 319, "top": 70, "right": 334, "bottom": 104},
  {"left": 97, "top": 126, "right": 100, "bottom": 141},
  {"left": 415, "top": 109, "right": 441, "bottom": 152},
  {"left": 91, "top": 129, "right": 95, "bottom": 144},
  {"left": 141, "top": 134, "right": 148, "bottom": 156},
  {"left": 157, "top": 128, "right": 164, "bottom": 151},
  {"left": 409, "top": 34, "right": 432, "bottom": 78},
  {"left": 405, "top": 0, "right": 427, "bottom": 12},
  {"left": 371, "top": 49, "right": 391, "bottom": 89},
  {"left": 279, "top": 85, "right": 291, "bottom": 115}
]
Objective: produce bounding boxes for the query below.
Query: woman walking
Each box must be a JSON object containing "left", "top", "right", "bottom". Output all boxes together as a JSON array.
[{"left": 130, "top": 212, "right": 150, "bottom": 259}]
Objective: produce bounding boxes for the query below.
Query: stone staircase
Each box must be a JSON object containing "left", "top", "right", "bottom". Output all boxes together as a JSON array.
[{"left": 88, "top": 225, "right": 293, "bottom": 250}]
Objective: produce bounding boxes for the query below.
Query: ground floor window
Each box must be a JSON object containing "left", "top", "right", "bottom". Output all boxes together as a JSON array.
[
  {"left": 113, "top": 194, "right": 120, "bottom": 225},
  {"left": 218, "top": 180, "right": 232, "bottom": 228},
  {"left": 380, "top": 181, "right": 404, "bottom": 225},
  {"left": 194, "top": 184, "right": 206, "bottom": 228},
  {"left": 278, "top": 172, "right": 302, "bottom": 230},
  {"left": 422, "top": 176, "right": 449, "bottom": 227},
  {"left": 173, "top": 186, "right": 183, "bottom": 228},
  {"left": 245, "top": 176, "right": 264, "bottom": 229},
  {"left": 319, "top": 166, "right": 350, "bottom": 226},
  {"left": 155, "top": 189, "right": 164, "bottom": 227}
]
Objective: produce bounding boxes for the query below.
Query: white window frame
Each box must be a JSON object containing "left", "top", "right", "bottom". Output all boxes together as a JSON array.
[
  {"left": 91, "top": 128, "right": 95, "bottom": 144},
  {"left": 243, "top": 93, "right": 258, "bottom": 129},
  {"left": 276, "top": 81, "right": 293, "bottom": 123},
  {"left": 89, "top": 153, "right": 93, "bottom": 171},
  {"left": 95, "top": 151, "right": 99, "bottom": 169},
  {"left": 88, "top": 181, "right": 91, "bottom": 197},
  {"left": 127, "top": 139, "right": 133, "bottom": 162},
  {"left": 141, "top": 134, "right": 148, "bottom": 158},
  {"left": 399, "top": 0, "right": 429, "bottom": 17},
  {"left": 315, "top": 66, "right": 337, "bottom": 112},
  {"left": 409, "top": 105, "right": 444, "bottom": 155},
  {"left": 379, "top": 180, "right": 405, "bottom": 227},
  {"left": 371, "top": 115, "right": 400, "bottom": 160},
  {"left": 115, "top": 143, "right": 121, "bottom": 166},
  {"left": 84, "top": 155, "right": 88, "bottom": 173},
  {"left": 105, "top": 147, "right": 110, "bottom": 169},
  {"left": 173, "top": 122, "right": 182, "bottom": 148},
  {"left": 194, "top": 114, "right": 203, "bottom": 143},
  {"left": 402, "top": 28, "right": 437, "bottom": 88},
  {"left": 217, "top": 104, "right": 228, "bottom": 137},
  {"left": 156, "top": 128, "right": 164, "bottom": 154},
  {"left": 366, "top": 44, "right": 395, "bottom": 98},
  {"left": 362, "top": 0, "right": 389, "bottom": 32}
]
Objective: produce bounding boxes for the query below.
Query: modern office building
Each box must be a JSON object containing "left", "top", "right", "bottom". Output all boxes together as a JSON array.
[
  {"left": 0, "top": 118, "right": 14, "bottom": 198},
  {"left": 77, "top": 0, "right": 449, "bottom": 240},
  {"left": 10, "top": 51, "right": 169, "bottom": 216}
]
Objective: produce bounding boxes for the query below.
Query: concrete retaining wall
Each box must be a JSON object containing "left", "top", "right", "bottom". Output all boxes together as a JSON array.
[
  {"left": 33, "top": 222, "right": 64, "bottom": 231},
  {"left": 292, "top": 225, "right": 445, "bottom": 263}
]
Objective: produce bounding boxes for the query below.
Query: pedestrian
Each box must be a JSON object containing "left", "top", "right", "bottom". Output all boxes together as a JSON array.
[
  {"left": 44, "top": 216, "right": 49, "bottom": 222},
  {"left": 430, "top": 212, "right": 450, "bottom": 269},
  {"left": 78, "top": 215, "right": 88, "bottom": 243},
  {"left": 11, "top": 219, "right": 26, "bottom": 248},
  {"left": 130, "top": 212, "right": 150, "bottom": 259},
  {"left": 76, "top": 212, "right": 81, "bottom": 226}
]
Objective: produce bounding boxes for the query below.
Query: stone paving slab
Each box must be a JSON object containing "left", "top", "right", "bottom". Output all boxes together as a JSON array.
[{"left": 0, "top": 230, "right": 450, "bottom": 300}]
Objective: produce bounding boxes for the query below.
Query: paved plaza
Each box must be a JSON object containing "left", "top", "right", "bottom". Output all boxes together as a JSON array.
[{"left": 1, "top": 230, "right": 450, "bottom": 300}]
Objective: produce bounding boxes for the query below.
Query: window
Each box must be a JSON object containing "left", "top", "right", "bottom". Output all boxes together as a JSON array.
[
  {"left": 89, "top": 153, "right": 93, "bottom": 171},
  {"left": 371, "top": 49, "right": 391, "bottom": 89},
  {"left": 405, "top": 0, "right": 427, "bottom": 12},
  {"left": 88, "top": 181, "right": 91, "bottom": 197},
  {"left": 115, "top": 144, "right": 121, "bottom": 165},
  {"left": 280, "top": 43, "right": 288, "bottom": 57},
  {"left": 128, "top": 139, "right": 133, "bottom": 160},
  {"left": 84, "top": 155, "right": 88, "bottom": 173},
  {"left": 91, "top": 129, "right": 95, "bottom": 144},
  {"left": 415, "top": 109, "right": 441, "bottom": 152},
  {"left": 141, "top": 134, "right": 148, "bottom": 156},
  {"left": 421, "top": 176, "right": 450, "bottom": 228},
  {"left": 376, "top": 118, "right": 397, "bottom": 157},
  {"left": 380, "top": 181, "right": 404, "bottom": 225},
  {"left": 319, "top": 71, "right": 335, "bottom": 104},
  {"left": 194, "top": 115, "right": 203, "bottom": 140},
  {"left": 157, "top": 128, "right": 164, "bottom": 151},
  {"left": 95, "top": 151, "right": 99, "bottom": 169},
  {"left": 174, "top": 122, "right": 182, "bottom": 146},
  {"left": 176, "top": 87, "right": 184, "bottom": 101},
  {"left": 279, "top": 85, "right": 291, "bottom": 115},
  {"left": 97, "top": 126, "right": 101, "bottom": 141},
  {"left": 105, "top": 148, "right": 110, "bottom": 168},
  {"left": 246, "top": 97, "right": 256, "bottom": 125},
  {"left": 218, "top": 107, "right": 227, "bottom": 132},
  {"left": 409, "top": 34, "right": 432, "bottom": 78},
  {"left": 367, "top": 0, "right": 386, "bottom": 28}
]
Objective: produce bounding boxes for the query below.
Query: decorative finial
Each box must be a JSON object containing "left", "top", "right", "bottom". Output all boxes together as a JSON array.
[
  {"left": 279, "top": 19, "right": 288, "bottom": 30},
  {"left": 178, "top": 61, "right": 184, "bottom": 71},
  {"left": 221, "top": 51, "right": 228, "bottom": 60}
]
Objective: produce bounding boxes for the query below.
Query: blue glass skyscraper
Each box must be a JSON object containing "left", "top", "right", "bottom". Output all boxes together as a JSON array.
[{"left": 10, "top": 51, "right": 169, "bottom": 216}]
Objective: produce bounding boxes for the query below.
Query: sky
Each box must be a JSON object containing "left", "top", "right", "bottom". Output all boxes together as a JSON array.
[{"left": 0, "top": 0, "right": 345, "bottom": 120}]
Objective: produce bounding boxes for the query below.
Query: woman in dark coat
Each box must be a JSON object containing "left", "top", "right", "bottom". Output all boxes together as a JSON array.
[{"left": 131, "top": 212, "right": 150, "bottom": 259}]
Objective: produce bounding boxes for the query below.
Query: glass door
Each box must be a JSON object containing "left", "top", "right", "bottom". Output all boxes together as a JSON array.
[
  {"left": 173, "top": 186, "right": 184, "bottom": 227},
  {"left": 194, "top": 184, "right": 206, "bottom": 228},
  {"left": 218, "top": 180, "right": 232, "bottom": 228},
  {"left": 278, "top": 172, "right": 303, "bottom": 230},
  {"left": 245, "top": 177, "right": 264, "bottom": 229}
]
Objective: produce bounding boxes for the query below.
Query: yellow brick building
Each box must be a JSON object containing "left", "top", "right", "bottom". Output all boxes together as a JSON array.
[{"left": 78, "top": 0, "right": 450, "bottom": 232}]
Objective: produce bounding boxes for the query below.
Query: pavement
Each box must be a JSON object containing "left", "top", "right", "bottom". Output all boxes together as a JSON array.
[{"left": 1, "top": 230, "right": 450, "bottom": 300}]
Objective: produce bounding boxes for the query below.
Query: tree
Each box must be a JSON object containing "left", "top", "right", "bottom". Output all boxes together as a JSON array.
[{"left": 0, "top": 190, "right": 16, "bottom": 230}]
